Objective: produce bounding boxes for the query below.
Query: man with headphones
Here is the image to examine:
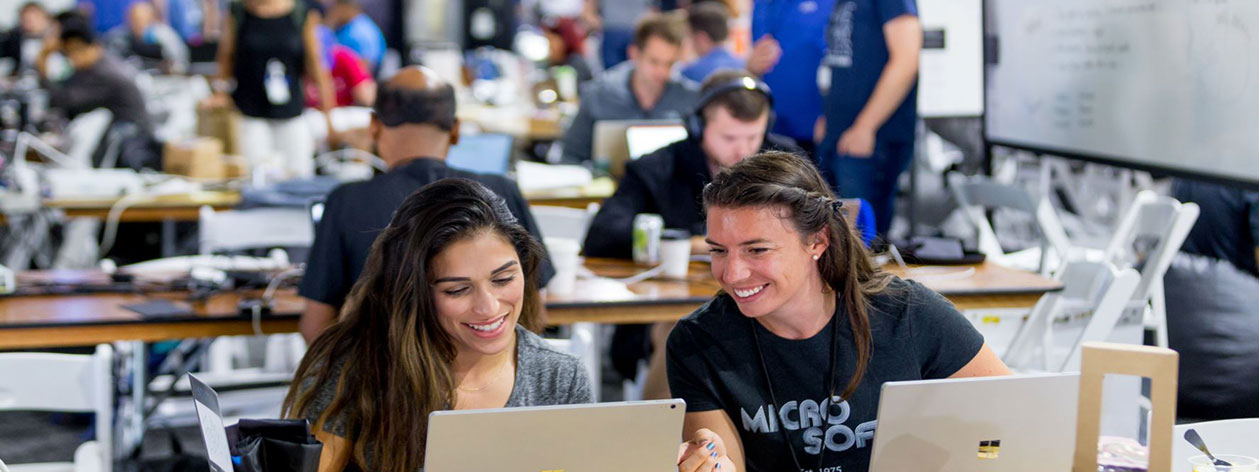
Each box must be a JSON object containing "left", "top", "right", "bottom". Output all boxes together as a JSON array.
[
  {"left": 584, "top": 69, "right": 800, "bottom": 259},
  {"left": 585, "top": 69, "right": 801, "bottom": 400}
]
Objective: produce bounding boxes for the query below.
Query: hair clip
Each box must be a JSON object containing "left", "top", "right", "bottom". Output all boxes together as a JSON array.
[{"left": 830, "top": 199, "right": 844, "bottom": 217}]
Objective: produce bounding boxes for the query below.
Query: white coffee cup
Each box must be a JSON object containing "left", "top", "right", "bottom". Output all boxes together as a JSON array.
[
  {"left": 660, "top": 230, "right": 691, "bottom": 279},
  {"left": 544, "top": 237, "right": 581, "bottom": 296}
]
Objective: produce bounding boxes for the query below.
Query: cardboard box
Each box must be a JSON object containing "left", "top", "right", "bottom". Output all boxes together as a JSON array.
[
  {"left": 164, "top": 137, "right": 225, "bottom": 179},
  {"left": 223, "top": 154, "right": 248, "bottom": 179},
  {"left": 196, "top": 107, "right": 240, "bottom": 155}
]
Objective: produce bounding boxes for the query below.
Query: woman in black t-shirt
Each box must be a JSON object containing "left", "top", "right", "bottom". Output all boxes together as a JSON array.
[
  {"left": 208, "top": 0, "right": 335, "bottom": 180},
  {"left": 668, "top": 151, "right": 1011, "bottom": 472}
]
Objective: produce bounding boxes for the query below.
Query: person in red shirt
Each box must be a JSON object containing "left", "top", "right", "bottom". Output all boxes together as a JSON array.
[{"left": 306, "top": 25, "right": 375, "bottom": 107}]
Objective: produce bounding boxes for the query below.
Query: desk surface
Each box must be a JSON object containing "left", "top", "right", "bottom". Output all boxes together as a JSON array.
[
  {"left": 29, "top": 178, "right": 613, "bottom": 222},
  {"left": 42, "top": 190, "right": 242, "bottom": 222},
  {"left": 0, "top": 259, "right": 1059, "bottom": 349}
]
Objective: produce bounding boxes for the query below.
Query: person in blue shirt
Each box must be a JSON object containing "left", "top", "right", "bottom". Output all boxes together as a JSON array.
[
  {"left": 681, "top": 2, "right": 744, "bottom": 83},
  {"left": 748, "top": 0, "right": 835, "bottom": 159},
  {"left": 327, "top": 0, "right": 384, "bottom": 71},
  {"left": 817, "top": 0, "right": 920, "bottom": 236}
]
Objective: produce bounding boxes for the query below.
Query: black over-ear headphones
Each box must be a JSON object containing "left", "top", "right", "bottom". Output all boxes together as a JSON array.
[{"left": 686, "top": 75, "right": 776, "bottom": 139}]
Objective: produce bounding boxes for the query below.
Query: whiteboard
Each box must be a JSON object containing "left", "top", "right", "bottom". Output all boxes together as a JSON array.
[
  {"left": 917, "top": 0, "right": 985, "bottom": 117},
  {"left": 985, "top": 0, "right": 1259, "bottom": 185}
]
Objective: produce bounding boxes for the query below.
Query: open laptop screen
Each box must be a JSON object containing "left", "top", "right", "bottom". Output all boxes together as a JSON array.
[
  {"left": 447, "top": 133, "right": 513, "bottom": 175},
  {"left": 626, "top": 124, "right": 688, "bottom": 159}
]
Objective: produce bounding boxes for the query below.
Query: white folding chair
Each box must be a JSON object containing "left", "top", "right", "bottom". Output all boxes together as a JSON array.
[
  {"left": 1172, "top": 418, "right": 1259, "bottom": 468},
  {"left": 1003, "top": 260, "right": 1140, "bottom": 372},
  {"left": 530, "top": 204, "right": 600, "bottom": 246},
  {"left": 0, "top": 345, "right": 113, "bottom": 472},
  {"left": 198, "top": 206, "right": 315, "bottom": 256},
  {"left": 196, "top": 206, "right": 313, "bottom": 407},
  {"left": 1101, "top": 191, "right": 1199, "bottom": 348},
  {"left": 543, "top": 322, "right": 601, "bottom": 400},
  {"left": 948, "top": 172, "right": 1073, "bottom": 275}
]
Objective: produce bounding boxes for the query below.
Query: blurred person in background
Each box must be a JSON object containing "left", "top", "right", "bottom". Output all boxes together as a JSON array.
[
  {"left": 541, "top": 16, "right": 593, "bottom": 82},
  {"left": 748, "top": 0, "right": 835, "bottom": 158},
  {"left": 583, "top": 0, "right": 654, "bottom": 70},
  {"left": 680, "top": 1, "right": 742, "bottom": 83},
  {"left": 305, "top": 25, "right": 375, "bottom": 107},
  {"left": 208, "top": 0, "right": 336, "bottom": 180},
  {"left": 38, "top": 11, "right": 158, "bottom": 169},
  {"left": 817, "top": 0, "right": 921, "bottom": 236},
  {"left": 325, "top": 0, "right": 384, "bottom": 72},
  {"left": 2, "top": 3, "right": 53, "bottom": 76},
  {"left": 559, "top": 12, "right": 698, "bottom": 164},
  {"left": 105, "top": 1, "right": 190, "bottom": 73}
]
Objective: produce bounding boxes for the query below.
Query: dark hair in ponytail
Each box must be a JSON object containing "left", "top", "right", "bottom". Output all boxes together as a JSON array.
[{"left": 702, "top": 151, "right": 894, "bottom": 400}]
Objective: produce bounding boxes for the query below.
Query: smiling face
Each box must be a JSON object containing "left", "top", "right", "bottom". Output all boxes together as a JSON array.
[
  {"left": 706, "top": 205, "right": 829, "bottom": 324},
  {"left": 429, "top": 231, "right": 524, "bottom": 358}
]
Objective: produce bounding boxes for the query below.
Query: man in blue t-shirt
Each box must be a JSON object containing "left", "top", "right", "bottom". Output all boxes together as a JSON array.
[
  {"left": 749, "top": 0, "right": 836, "bottom": 159},
  {"left": 681, "top": 2, "right": 744, "bottom": 83},
  {"left": 327, "top": 0, "right": 384, "bottom": 71},
  {"left": 818, "top": 0, "right": 920, "bottom": 236}
]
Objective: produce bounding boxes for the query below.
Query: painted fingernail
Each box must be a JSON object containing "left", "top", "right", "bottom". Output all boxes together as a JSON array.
[
  {"left": 715, "top": 463, "right": 721, "bottom": 469},
  {"left": 710, "top": 451, "right": 718, "bottom": 459},
  {"left": 706, "top": 442, "right": 715, "bottom": 451}
]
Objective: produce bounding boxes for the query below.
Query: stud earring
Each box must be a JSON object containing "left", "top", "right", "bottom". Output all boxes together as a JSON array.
[{"left": 812, "top": 254, "right": 820, "bottom": 261}]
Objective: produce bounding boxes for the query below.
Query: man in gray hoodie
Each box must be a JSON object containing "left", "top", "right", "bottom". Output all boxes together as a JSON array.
[{"left": 559, "top": 12, "right": 698, "bottom": 164}]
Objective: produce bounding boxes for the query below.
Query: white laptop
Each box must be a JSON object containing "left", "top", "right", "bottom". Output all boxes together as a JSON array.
[
  {"left": 592, "top": 119, "right": 683, "bottom": 177},
  {"left": 425, "top": 399, "right": 686, "bottom": 472},
  {"left": 626, "top": 124, "right": 688, "bottom": 159},
  {"left": 869, "top": 373, "right": 1079, "bottom": 472}
]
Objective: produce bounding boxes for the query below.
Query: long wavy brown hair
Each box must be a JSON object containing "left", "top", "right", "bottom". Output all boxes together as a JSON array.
[
  {"left": 282, "top": 178, "right": 544, "bottom": 471},
  {"left": 702, "top": 151, "right": 894, "bottom": 400}
]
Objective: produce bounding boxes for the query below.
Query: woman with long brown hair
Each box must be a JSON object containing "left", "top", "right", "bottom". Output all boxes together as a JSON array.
[
  {"left": 283, "top": 178, "right": 592, "bottom": 472},
  {"left": 668, "top": 151, "right": 1010, "bottom": 472}
]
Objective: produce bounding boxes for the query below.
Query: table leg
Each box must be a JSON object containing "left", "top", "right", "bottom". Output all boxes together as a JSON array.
[
  {"left": 161, "top": 218, "right": 175, "bottom": 257},
  {"left": 124, "top": 341, "right": 147, "bottom": 460}
]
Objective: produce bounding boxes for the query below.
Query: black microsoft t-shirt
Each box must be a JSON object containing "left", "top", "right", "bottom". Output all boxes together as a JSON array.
[{"left": 666, "top": 278, "right": 984, "bottom": 472}]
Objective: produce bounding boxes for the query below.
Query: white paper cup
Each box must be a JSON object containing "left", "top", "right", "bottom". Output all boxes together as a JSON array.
[
  {"left": 544, "top": 237, "right": 581, "bottom": 296},
  {"left": 660, "top": 238, "right": 691, "bottom": 279}
]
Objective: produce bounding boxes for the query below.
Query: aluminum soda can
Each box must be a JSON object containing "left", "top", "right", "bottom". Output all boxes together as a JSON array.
[{"left": 632, "top": 213, "right": 664, "bottom": 264}]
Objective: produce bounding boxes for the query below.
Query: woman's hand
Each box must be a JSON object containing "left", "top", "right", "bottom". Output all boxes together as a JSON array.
[
  {"left": 199, "top": 91, "right": 232, "bottom": 110},
  {"left": 677, "top": 428, "right": 733, "bottom": 472}
]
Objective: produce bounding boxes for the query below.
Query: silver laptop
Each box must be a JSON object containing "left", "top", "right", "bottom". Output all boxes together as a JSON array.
[
  {"left": 869, "top": 373, "right": 1079, "bottom": 472},
  {"left": 425, "top": 399, "right": 686, "bottom": 472},
  {"left": 592, "top": 119, "right": 683, "bottom": 177}
]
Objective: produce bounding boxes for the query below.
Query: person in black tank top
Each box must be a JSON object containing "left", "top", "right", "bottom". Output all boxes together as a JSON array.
[{"left": 208, "top": 0, "right": 335, "bottom": 180}]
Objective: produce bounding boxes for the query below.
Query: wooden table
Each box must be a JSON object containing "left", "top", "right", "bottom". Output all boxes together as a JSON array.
[
  {"left": 886, "top": 262, "right": 1063, "bottom": 310},
  {"left": 42, "top": 190, "right": 242, "bottom": 222},
  {"left": 0, "top": 260, "right": 1058, "bottom": 350}
]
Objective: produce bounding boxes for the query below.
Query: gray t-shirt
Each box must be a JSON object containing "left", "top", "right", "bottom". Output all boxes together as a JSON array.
[{"left": 300, "top": 325, "right": 593, "bottom": 437}]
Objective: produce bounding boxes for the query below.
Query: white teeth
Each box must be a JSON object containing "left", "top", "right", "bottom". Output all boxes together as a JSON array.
[
  {"left": 467, "top": 317, "right": 506, "bottom": 332},
  {"left": 734, "top": 285, "right": 765, "bottom": 298}
]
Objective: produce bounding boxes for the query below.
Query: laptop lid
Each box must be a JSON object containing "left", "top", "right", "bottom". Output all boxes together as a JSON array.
[
  {"left": 626, "top": 124, "right": 688, "bottom": 159},
  {"left": 868, "top": 373, "right": 1079, "bottom": 472},
  {"left": 447, "top": 133, "right": 513, "bottom": 175},
  {"left": 190, "top": 374, "right": 235, "bottom": 472},
  {"left": 424, "top": 399, "right": 686, "bottom": 472},
  {"left": 592, "top": 119, "right": 683, "bottom": 177}
]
